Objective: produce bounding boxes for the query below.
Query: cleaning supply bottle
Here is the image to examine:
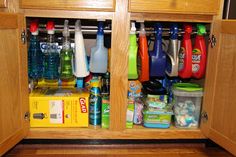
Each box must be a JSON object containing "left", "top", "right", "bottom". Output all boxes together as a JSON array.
[
  {"left": 73, "top": 20, "right": 90, "bottom": 88},
  {"left": 149, "top": 23, "right": 166, "bottom": 77},
  {"left": 89, "top": 79, "right": 102, "bottom": 126},
  {"left": 43, "top": 21, "right": 60, "bottom": 82},
  {"left": 28, "top": 20, "right": 43, "bottom": 80},
  {"left": 128, "top": 22, "right": 138, "bottom": 79},
  {"left": 192, "top": 24, "right": 207, "bottom": 79},
  {"left": 60, "top": 20, "right": 74, "bottom": 81},
  {"left": 138, "top": 22, "right": 149, "bottom": 82},
  {"left": 166, "top": 24, "right": 179, "bottom": 77},
  {"left": 178, "top": 24, "right": 192, "bottom": 79},
  {"left": 90, "top": 21, "right": 108, "bottom": 73}
]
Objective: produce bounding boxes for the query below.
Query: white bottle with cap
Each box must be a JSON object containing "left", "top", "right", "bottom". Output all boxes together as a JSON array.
[{"left": 73, "top": 20, "right": 90, "bottom": 78}]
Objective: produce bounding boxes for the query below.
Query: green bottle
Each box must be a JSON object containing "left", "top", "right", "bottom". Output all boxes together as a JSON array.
[
  {"left": 128, "top": 22, "right": 138, "bottom": 79},
  {"left": 60, "top": 20, "right": 74, "bottom": 81}
]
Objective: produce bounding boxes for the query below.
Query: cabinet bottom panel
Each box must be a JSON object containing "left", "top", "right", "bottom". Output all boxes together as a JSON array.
[{"left": 26, "top": 125, "right": 205, "bottom": 139}]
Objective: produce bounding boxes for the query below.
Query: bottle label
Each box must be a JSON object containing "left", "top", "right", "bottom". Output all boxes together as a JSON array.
[
  {"left": 49, "top": 100, "right": 64, "bottom": 124},
  {"left": 178, "top": 47, "right": 185, "bottom": 71},
  {"left": 89, "top": 87, "right": 101, "bottom": 123},
  {"left": 192, "top": 48, "right": 201, "bottom": 73}
]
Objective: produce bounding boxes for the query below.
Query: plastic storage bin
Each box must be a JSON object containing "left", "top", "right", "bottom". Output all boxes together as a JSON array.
[{"left": 172, "top": 83, "right": 203, "bottom": 129}]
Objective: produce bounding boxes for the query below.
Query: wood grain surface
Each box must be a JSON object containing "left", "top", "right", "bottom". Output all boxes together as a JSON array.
[
  {"left": 21, "top": 0, "right": 115, "bottom": 12},
  {"left": 5, "top": 143, "right": 234, "bottom": 157}
]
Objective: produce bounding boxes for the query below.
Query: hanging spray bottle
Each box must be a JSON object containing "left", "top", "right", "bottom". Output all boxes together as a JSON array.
[
  {"left": 73, "top": 20, "right": 90, "bottom": 88},
  {"left": 90, "top": 21, "right": 108, "bottom": 73},
  {"left": 28, "top": 20, "right": 44, "bottom": 80},
  {"left": 166, "top": 24, "right": 179, "bottom": 77},
  {"left": 128, "top": 22, "right": 138, "bottom": 79},
  {"left": 178, "top": 24, "right": 192, "bottom": 79},
  {"left": 192, "top": 24, "right": 207, "bottom": 79},
  {"left": 138, "top": 22, "right": 149, "bottom": 82},
  {"left": 60, "top": 20, "right": 74, "bottom": 81},
  {"left": 149, "top": 23, "right": 166, "bottom": 77}
]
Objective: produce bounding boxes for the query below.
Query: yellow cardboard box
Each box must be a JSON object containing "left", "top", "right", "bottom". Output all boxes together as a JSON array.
[{"left": 30, "top": 88, "right": 89, "bottom": 127}]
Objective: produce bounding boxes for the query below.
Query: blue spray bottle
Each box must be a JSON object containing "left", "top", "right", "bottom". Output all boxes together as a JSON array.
[
  {"left": 90, "top": 21, "right": 108, "bottom": 73},
  {"left": 149, "top": 23, "right": 166, "bottom": 77}
]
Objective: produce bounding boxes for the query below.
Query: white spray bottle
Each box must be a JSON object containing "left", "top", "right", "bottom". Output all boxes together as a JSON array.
[{"left": 73, "top": 20, "right": 90, "bottom": 88}]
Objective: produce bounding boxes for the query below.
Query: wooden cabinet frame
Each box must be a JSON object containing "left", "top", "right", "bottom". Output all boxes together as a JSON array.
[{"left": 1, "top": 0, "right": 236, "bottom": 156}]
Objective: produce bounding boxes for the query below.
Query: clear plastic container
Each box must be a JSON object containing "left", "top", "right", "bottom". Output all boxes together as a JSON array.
[{"left": 172, "top": 83, "right": 203, "bottom": 129}]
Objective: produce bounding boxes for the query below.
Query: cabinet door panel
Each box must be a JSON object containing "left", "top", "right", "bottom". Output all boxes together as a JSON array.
[
  {"left": 0, "top": 13, "right": 28, "bottom": 156},
  {"left": 129, "top": 0, "right": 219, "bottom": 15},
  {"left": 129, "top": 0, "right": 185, "bottom": 13},
  {"left": 202, "top": 20, "right": 236, "bottom": 156},
  {"left": 21, "top": 0, "right": 115, "bottom": 11},
  {"left": 185, "top": 0, "right": 219, "bottom": 15},
  {"left": 0, "top": 0, "right": 6, "bottom": 8}
]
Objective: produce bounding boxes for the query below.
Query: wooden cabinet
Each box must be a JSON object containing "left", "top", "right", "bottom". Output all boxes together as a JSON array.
[
  {"left": 201, "top": 20, "right": 236, "bottom": 156},
  {"left": 129, "top": 0, "right": 220, "bottom": 15},
  {"left": 0, "top": 13, "right": 28, "bottom": 155},
  {"left": 1, "top": 0, "right": 236, "bottom": 156},
  {"left": 20, "top": 0, "right": 115, "bottom": 12}
]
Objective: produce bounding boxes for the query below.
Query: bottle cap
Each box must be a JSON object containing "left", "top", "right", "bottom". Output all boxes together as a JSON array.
[
  {"left": 46, "top": 21, "right": 55, "bottom": 34},
  {"left": 91, "top": 80, "right": 100, "bottom": 88},
  {"left": 30, "top": 21, "right": 39, "bottom": 35},
  {"left": 154, "top": 23, "right": 162, "bottom": 38},
  {"left": 130, "top": 22, "right": 136, "bottom": 34},
  {"left": 139, "top": 22, "right": 146, "bottom": 36},
  {"left": 63, "top": 20, "right": 70, "bottom": 37},
  {"left": 170, "top": 23, "right": 178, "bottom": 40},
  {"left": 197, "top": 24, "right": 206, "bottom": 35},
  {"left": 97, "top": 21, "right": 104, "bottom": 35},
  {"left": 75, "top": 20, "right": 82, "bottom": 32},
  {"left": 184, "top": 24, "right": 193, "bottom": 34}
]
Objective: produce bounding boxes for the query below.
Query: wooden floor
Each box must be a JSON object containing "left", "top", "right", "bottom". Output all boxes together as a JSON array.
[{"left": 4, "top": 143, "right": 235, "bottom": 157}]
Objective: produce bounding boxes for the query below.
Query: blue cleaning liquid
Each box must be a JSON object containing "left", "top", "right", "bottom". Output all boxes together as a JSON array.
[
  {"left": 43, "top": 52, "right": 59, "bottom": 81},
  {"left": 43, "top": 26, "right": 60, "bottom": 82},
  {"left": 28, "top": 35, "right": 44, "bottom": 80}
]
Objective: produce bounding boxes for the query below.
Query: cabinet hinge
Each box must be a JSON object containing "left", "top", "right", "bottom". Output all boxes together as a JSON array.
[
  {"left": 21, "top": 30, "right": 26, "bottom": 44},
  {"left": 201, "top": 111, "right": 208, "bottom": 123},
  {"left": 24, "top": 112, "right": 30, "bottom": 121},
  {"left": 209, "top": 34, "right": 217, "bottom": 48}
]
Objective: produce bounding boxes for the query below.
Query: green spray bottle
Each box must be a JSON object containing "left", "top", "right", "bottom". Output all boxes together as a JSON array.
[{"left": 128, "top": 22, "right": 138, "bottom": 79}]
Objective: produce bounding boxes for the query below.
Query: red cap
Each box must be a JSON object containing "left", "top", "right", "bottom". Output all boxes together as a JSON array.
[
  {"left": 30, "top": 21, "right": 38, "bottom": 33},
  {"left": 184, "top": 24, "right": 193, "bottom": 34},
  {"left": 46, "top": 21, "right": 55, "bottom": 30}
]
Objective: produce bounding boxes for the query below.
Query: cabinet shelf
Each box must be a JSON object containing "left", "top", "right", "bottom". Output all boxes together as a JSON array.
[{"left": 27, "top": 126, "right": 205, "bottom": 139}]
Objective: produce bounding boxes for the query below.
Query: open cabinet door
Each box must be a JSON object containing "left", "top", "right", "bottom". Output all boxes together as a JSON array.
[
  {"left": 0, "top": 13, "right": 29, "bottom": 156},
  {"left": 201, "top": 20, "right": 236, "bottom": 156}
]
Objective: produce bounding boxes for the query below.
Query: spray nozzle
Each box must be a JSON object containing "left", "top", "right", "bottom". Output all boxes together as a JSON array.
[
  {"left": 184, "top": 24, "right": 193, "bottom": 34},
  {"left": 139, "top": 22, "right": 146, "bottom": 35},
  {"left": 197, "top": 24, "right": 206, "bottom": 35},
  {"left": 30, "top": 20, "right": 39, "bottom": 35},
  {"left": 170, "top": 24, "right": 178, "bottom": 40},
  {"left": 63, "top": 20, "right": 70, "bottom": 37},
  {"left": 154, "top": 23, "right": 162, "bottom": 37},
  {"left": 97, "top": 21, "right": 104, "bottom": 35},
  {"left": 46, "top": 21, "right": 55, "bottom": 34},
  {"left": 75, "top": 20, "right": 82, "bottom": 32},
  {"left": 130, "top": 22, "right": 136, "bottom": 34}
]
